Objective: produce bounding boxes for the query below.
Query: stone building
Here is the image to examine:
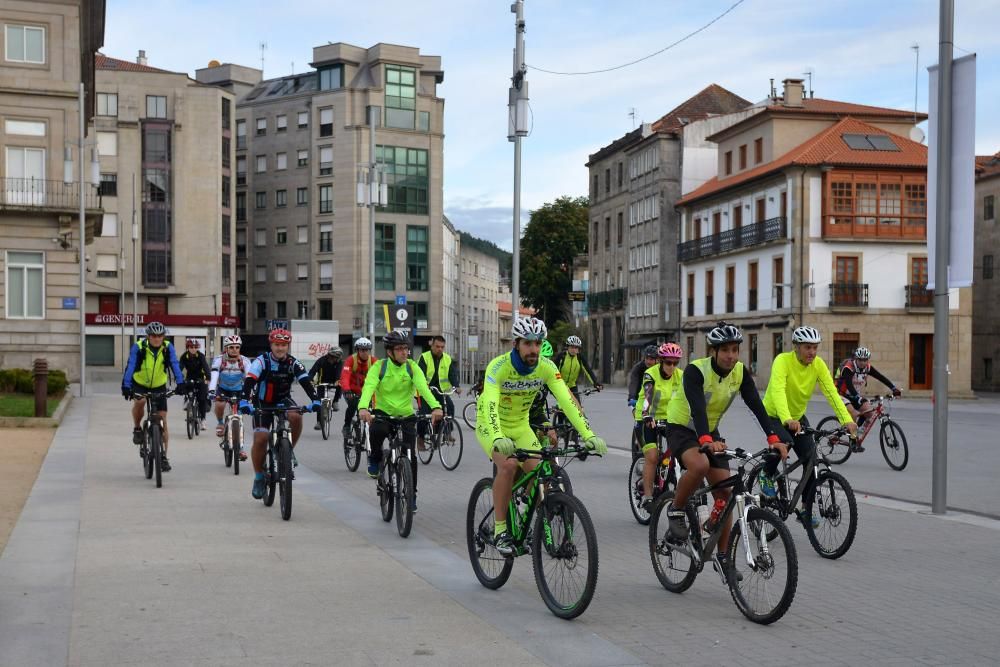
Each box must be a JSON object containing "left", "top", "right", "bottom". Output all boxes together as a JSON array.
[
  {"left": 585, "top": 84, "right": 751, "bottom": 383},
  {"left": 84, "top": 52, "right": 237, "bottom": 368},
  {"left": 676, "top": 79, "right": 972, "bottom": 395},
  {"left": 973, "top": 151, "right": 1000, "bottom": 391},
  {"left": 197, "top": 42, "right": 445, "bottom": 350},
  {"left": 0, "top": 0, "right": 105, "bottom": 380},
  {"left": 457, "top": 243, "right": 499, "bottom": 383}
]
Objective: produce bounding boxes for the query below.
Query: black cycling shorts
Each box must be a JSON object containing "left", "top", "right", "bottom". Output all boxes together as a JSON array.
[
  {"left": 214, "top": 388, "right": 242, "bottom": 402},
  {"left": 252, "top": 399, "right": 298, "bottom": 432},
  {"left": 665, "top": 424, "right": 730, "bottom": 471},
  {"left": 133, "top": 383, "right": 169, "bottom": 412}
]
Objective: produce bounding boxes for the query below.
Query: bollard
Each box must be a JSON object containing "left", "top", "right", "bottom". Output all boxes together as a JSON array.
[{"left": 33, "top": 358, "right": 48, "bottom": 418}]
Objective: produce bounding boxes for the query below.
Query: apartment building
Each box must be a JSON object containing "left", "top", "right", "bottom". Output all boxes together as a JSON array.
[
  {"left": 442, "top": 215, "right": 460, "bottom": 346},
  {"left": 586, "top": 85, "right": 751, "bottom": 383},
  {"left": 197, "top": 42, "right": 445, "bottom": 350},
  {"left": 676, "top": 79, "right": 972, "bottom": 395},
  {"left": 83, "top": 52, "right": 237, "bottom": 368},
  {"left": 0, "top": 0, "right": 105, "bottom": 380},
  {"left": 457, "top": 243, "right": 499, "bottom": 382},
  {"left": 973, "top": 151, "right": 1000, "bottom": 391}
]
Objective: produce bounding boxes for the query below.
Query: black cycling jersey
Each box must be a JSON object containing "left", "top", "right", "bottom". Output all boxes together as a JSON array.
[{"left": 179, "top": 351, "right": 211, "bottom": 383}]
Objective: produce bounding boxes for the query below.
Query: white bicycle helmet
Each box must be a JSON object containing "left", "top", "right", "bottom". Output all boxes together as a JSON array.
[
  {"left": 706, "top": 321, "right": 743, "bottom": 347},
  {"left": 854, "top": 346, "right": 872, "bottom": 360},
  {"left": 565, "top": 335, "right": 583, "bottom": 346},
  {"left": 792, "top": 326, "right": 822, "bottom": 344},
  {"left": 223, "top": 335, "right": 242, "bottom": 347},
  {"left": 511, "top": 316, "right": 547, "bottom": 341},
  {"left": 354, "top": 337, "right": 373, "bottom": 351}
]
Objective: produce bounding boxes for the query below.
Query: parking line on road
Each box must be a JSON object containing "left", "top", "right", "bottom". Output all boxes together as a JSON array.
[{"left": 293, "top": 465, "right": 646, "bottom": 667}]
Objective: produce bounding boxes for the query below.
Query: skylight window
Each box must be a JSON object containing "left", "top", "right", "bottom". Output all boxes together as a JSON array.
[{"left": 842, "top": 133, "right": 900, "bottom": 152}]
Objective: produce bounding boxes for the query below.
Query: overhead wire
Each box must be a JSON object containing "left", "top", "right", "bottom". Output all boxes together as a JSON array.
[{"left": 526, "top": 0, "right": 746, "bottom": 76}]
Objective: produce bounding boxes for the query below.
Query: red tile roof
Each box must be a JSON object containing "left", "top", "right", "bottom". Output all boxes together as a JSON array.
[
  {"left": 976, "top": 152, "right": 1000, "bottom": 181},
  {"left": 497, "top": 301, "right": 535, "bottom": 316},
  {"left": 678, "top": 116, "right": 927, "bottom": 206},
  {"left": 96, "top": 54, "right": 175, "bottom": 74},
  {"left": 650, "top": 84, "right": 752, "bottom": 134},
  {"left": 766, "top": 97, "right": 927, "bottom": 120}
]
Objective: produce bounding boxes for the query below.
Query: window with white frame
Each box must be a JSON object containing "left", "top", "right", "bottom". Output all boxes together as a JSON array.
[
  {"left": 319, "top": 261, "right": 333, "bottom": 290},
  {"left": 275, "top": 264, "right": 287, "bottom": 282},
  {"left": 255, "top": 155, "right": 266, "bottom": 173},
  {"left": 97, "top": 132, "right": 117, "bottom": 157},
  {"left": 297, "top": 149, "right": 308, "bottom": 167},
  {"left": 297, "top": 111, "right": 308, "bottom": 128},
  {"left": 276, "top": 114, "right": 287, "bottom": 131},
  {"left": 255, "top": 265, "right": 266, "bottom": 282},
  {"left": 96, "top": 254, "right": 117, "bottom": 278},
  {"left": 297, "top": 263, "right": 308, "bottom": 280},
  {"left": 256, "top": 117, "right": 267, "bottom": 135},
  {"left": 5, "top": 119, "right": 45, "bottom": 136},
  {"left": 254, "top": 229, "right": 266, "bottom": 246},
  {"left": 97, "top": 93, "right": 118, "bottom": 117},
  {"left": 6, "top": 251, "right": 44, "bottom": 318},
  {"left": 319, "top": 146, "right": 333, "bottom": 175},
  {"left": 5, "top": 25, "right": 45, "bottom": 64},
  {"left": 276, "top": 152, "right": 287, "bottom": 170},
  {"left": 146, "top": 95, "right": 167, "bottom": 119},
  {"left": 297, "top": 225, "right": 308, "bottom": 243}
]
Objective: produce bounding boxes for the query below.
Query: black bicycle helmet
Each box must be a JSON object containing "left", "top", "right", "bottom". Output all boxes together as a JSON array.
[
  {"left": 383, "top": 330, "right": 409, "bottom": 349},
  {"left": 706, "top": 321, "right": 743, "bottom": 347},
  {"left": 643, "top": 344, "right": 659, "bottom": 359}
]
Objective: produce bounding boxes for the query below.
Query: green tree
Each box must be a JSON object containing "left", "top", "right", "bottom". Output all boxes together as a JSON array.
[{"left": 519, "top": 196, "right": 589, "bottom": 325}]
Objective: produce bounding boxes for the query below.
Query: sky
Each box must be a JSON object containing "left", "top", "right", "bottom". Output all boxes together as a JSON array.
[{"left": 104, "top": 0, "right": 1000, "bottom": 250}]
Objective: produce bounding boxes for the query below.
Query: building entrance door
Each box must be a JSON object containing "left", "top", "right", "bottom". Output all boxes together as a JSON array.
[{"left": 909, "top": 333, "right": 933, "bottom": 390}]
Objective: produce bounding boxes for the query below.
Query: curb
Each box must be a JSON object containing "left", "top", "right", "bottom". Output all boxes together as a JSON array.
[{"left": 0, "top": 392, "right": 74, "bottom": 428}]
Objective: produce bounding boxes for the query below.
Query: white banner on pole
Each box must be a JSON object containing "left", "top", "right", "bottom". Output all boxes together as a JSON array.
[{"left": 927, "top": 53, "right": 976, "bottom": 290}]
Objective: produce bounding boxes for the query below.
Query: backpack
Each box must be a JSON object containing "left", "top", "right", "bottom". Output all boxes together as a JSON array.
[{"left": 378, "top": 358, "right": 414, "bottom": 382}]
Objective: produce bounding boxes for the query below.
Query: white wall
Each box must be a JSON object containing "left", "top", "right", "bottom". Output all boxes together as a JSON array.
[
  {"left": 684, "top": 180, "right": 789, "bottom": 242},
  {"left": 682, "top": 246, "right": 793, "bottom": 316},
  {"left": 680, "top": 107, "right": 763, "bottom": 195}
]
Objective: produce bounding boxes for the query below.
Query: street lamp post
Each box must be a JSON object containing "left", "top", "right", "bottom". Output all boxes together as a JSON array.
[
  {"left": 508, "top": 1, "right": 529, "bottom": 322},
  {"left": 357, "top": 106, "right": 387, "bottom": 340}
]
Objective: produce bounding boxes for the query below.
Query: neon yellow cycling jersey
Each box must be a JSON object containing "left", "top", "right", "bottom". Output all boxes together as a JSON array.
[
  {"left": 635, "top": 365, "right": 682, "bottom": 421},
  {"left": 476, "top": 351, "right": 593, "bottom": 443},
  {"left": 763, "top": 351, "right": 852, "bottom": 425},
  {"left": 358, "top": 358, "right": 440, "bottom": 418}
]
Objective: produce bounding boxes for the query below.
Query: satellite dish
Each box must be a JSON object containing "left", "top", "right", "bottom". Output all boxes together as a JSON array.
[{"left": 910, "top": 126, "right": 926, "bottom": 144}]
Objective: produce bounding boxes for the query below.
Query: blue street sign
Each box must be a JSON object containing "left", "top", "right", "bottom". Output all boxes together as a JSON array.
[
  {"left": 266, "top": 319, "right": 290, "bottom": 331},
  {"left": 395, "top": 295, "right": 407, "bottom": 305},
  {"left": 62, "top": 297, "right": 78, "bottom": 309}
]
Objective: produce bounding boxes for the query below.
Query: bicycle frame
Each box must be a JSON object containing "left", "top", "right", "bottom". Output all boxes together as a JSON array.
[
  {"left": 224, "top": 397, "right": 243, "bottom": 442},
  {"left": 761, "top": 440, "right": 826, "bottom": 517},
  {"left": 855, "top": 397, "right": 889, "bottom": 445}
]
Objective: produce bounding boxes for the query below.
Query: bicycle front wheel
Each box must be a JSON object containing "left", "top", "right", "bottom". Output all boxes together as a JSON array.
[
  {"left": 279, "top": 439, "right": 293, "bottom": 521},
  {"left": 224, "top": 420, "right": 234, "bottom": 468},
  {"left": 462, "top": 401, "right": 477, "bottom": 429},
  {"left": 263, "top": 447, "right": 276, "bottom": 507},
  {"left": 395, "top": 460, "right": 414, "bottom": 538},
  {"left": 186, "top": 407, "right": 194, "bottom": 440},
  {"left": 378, "top": 460, "right": 394, "bottom": 522},
  {"left": 532, "top": 492, "right": 598, "bottom": 619},
  {"left": 232, "top": 420, "right": 241, "bottom": 476},
  {"left": 439, "top": 420, "right": 464, "bottom": 471},
  {"left": 804, "top": 470, "right": 858, "bottom": 559},
  {"left": 648, "top": 495, "right": 698, "bottom": 593},
  {"left": 151, "top": 426, "right": 163, "bottom": 488},
  {"left": 466, "top": 477, "right": 513, "bottom": 589},
  {"left": 879, "top": 420, "right": 909, "bottom": 471},
  {"left": 628, "top": 456, "right": 650, "bottom": 525},
  {"left": 726, "top": 506, "right": 798, "bottom": 625},
  {"left": 320, "top": 405, "right": 330, "bottom": 441},
  {"left": 815, "top": 416, "right": 851, "bottom": 464}
]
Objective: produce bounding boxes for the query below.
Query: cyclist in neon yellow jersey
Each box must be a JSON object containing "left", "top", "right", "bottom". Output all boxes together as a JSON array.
[
  {"left": 637, "top": 342, "right": 684, "bottom": 510},
  {"left": 759, "top": 326, "right": 857, "bottom": 512},
  {"left": 476, "top": 317, "right": 607, "bottom": 556},
  {"left": 358, "top": 330, "right": 442, "bottom": 511},
  {"left": 661, "top": 322, "right": 787, "bottom": 575}
]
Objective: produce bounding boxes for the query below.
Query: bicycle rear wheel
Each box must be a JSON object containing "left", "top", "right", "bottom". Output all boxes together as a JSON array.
[
  {"left": 378, "top": 459, "right": 394, "bottom": 522},
  {"left": 150, "top": 425, "right": 163, "bottom": 488},
  {"left": 879, "top": 420, "right": 909, "bottom": 471},
  {"left": 466, "top": 477, "right": 513, "bottom": 589},
  {"left": 628, "top": 456, "right": 650, "bottom": 525},
  {"left": 532, "top": 492, "right": 598, "bottom": 619},
  {"left": 344, "top": 426, "right": 361, "bottom": 472},
  {"left": 439, "top": 420, "right": 464, "bottom": 471},
  {"left": 815, "top": 416, "right": 851, "bottom": 464},
  {"left": 395, "top": 460, "right": 414, "bottom": 538},
  {"left": 462, "top": 401, "right": 477, "bottom": 429},
  {"left": 263, "top": 446, "right": 276, "bottom": 507},
  {"left": 320, "top": 405, "right": 330, "bottom": 441},
  {"left": 417, "top": 425, "right": 435, "bottom": 465},
  {"left": 726, "top": 506, "right": 798, "bottom": 625},
  {"left": 648, "top": 495, "right": 698, "bottom": 593},
  {"left": 804, "top": 470, "right": 858, "bottom": 559},
  {"left": 279, "top": 439, "right": 293, "bottom": 520}
]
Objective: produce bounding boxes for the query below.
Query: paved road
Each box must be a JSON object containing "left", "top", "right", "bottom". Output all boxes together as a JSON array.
[{"left": 1, "top": 383, "right": 998, "bottom": 666}]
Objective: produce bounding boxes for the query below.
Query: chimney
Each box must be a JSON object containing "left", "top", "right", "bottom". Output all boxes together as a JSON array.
[
  {"left": 137, "top": 50, "right": 147, "bottom": 66},
  {"left": 782, "top": 78, "right": 805, "bottom": 107}
]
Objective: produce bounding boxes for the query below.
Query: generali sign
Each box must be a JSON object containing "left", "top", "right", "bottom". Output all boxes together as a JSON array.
[{"left": 87, "top": 314, "right": 240, "bottom": 327}]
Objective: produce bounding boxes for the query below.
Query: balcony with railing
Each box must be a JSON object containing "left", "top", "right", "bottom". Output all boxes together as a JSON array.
[
  {"left": 678, "top": 216, "right": 786, "bottom": 262},
  {"left": 587, "top": 288, "right": 625, "bottom": 312},
  {"left": 905, "top": 284, "right": 933, "bottom": 309},
  {"left": 829, "top": 283, "right": 869, "bottom": 309},
  {"left": 1, "top": 178, "right": 102, "bottom": 214}
]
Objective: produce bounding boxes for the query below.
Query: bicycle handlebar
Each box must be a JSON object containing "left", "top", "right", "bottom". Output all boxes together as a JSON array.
[
  {"left": 512, "top": 444, "right": 602, "bottom": 462},
  {"left": 132, "top": 389, "right": 177, "bottom": 400},
  {"left": 255, "top": 404, "right": 310, "bottom": 415}
]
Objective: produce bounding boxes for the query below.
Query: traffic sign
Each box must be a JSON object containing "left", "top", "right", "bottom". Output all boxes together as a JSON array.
[
  {"left": 388, "top": 304, "right": 414, "bottom": 346},
  {"left": 467, "top": 335, "right": 479, "bottom": 351},
  {"left": 568, "top": 291, "right": 586, "bottom": 302},
  {"left": 395, "top": 295, "right": 407, "bottom": 305}
]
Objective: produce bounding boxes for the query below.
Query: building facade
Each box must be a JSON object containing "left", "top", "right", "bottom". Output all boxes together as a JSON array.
[
  {"left": 84, "top": 53, "right": 237, "bottom": 368},
  {"left": 0, "top": 0, "right": 105, "bottom": 380},
  {"left": 197, "top": 43, "right": 445, "bottom": 350},
  {"left": 677, "top": 79, "right": 972, "bottom": 395},
  {"left": 442, "top": 215, "right": 460, "bottom": 347},
  {"left": 973, "top": 151, "right": 1000, "bottom": 391},
  {"left": 457, "top": 244, "right": 499, "bottom": 383},
  {"left": 585, "top": 85, "right": 751, "bottom": 383}
]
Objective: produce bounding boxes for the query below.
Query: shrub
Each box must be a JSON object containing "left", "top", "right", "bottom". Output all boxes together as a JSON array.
[
  {"left": 47, "top": 370, "right": 69, "bottom": 395},
  {"left": 0, "top": 368, "right": 69, "bottom": 395}
]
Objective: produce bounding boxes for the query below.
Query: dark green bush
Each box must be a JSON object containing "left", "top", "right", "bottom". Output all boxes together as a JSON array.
[
  {"left": 47, "top": 370, "right": 69, "bottom": 395},
  {"left": 0, "top": 368, "right": 68, "bottom": 395}
]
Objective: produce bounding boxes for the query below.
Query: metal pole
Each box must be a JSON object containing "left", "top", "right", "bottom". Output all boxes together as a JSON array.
[
  {"left": 931, "top": 0, "right": 953, "bottom": 515},
  {"left": 369, "top": 106, "right": 376, "bottom": 340},
  {"left": 509, "top": 0, "right": 527, "bottom": 322},
  {"left": 78, "top": 82, "right": 87, "bottom": 397},
  {"left": 119, "top": 174, "right": 125, "bottom": 365},
  {"left": 132, "top": 173, "right": 138, "bottom": 342},
  {"left": 512, "top": 136, "right": 522, "bottom": 319}
]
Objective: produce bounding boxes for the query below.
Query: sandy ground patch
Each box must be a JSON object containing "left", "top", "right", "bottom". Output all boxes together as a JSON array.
[{"left": 0, "top": 428, "right": 54, "bottom": 555}]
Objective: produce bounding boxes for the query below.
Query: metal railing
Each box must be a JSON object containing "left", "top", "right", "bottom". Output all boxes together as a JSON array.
[
  {"left": 586, "top": 287, "right": 625, "bottom": 312},
  {"left": 829, "top": 282, "right": 869, "bottom": 308},
  {"left": 678, "top": 216, "right": 786, "bottom": 262},
  {"left": 1, "top": 177, "right": 102, "bottom": 212},
  {"left": 905, "top": 284, "right": 933, "bottom": 308}
]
